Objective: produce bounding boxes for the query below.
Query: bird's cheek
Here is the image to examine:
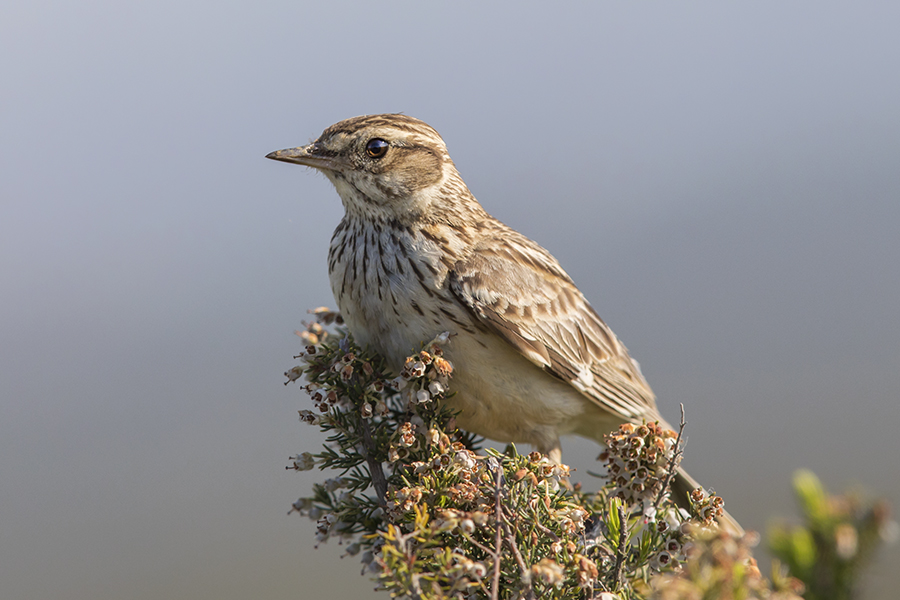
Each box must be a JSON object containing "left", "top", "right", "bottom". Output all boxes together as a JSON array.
[{"left": 381, "top": 173, "right": 411, "bottom": 198}]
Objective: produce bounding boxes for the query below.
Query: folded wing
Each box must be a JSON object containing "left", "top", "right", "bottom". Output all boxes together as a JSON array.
[{"left": 449, "top": 230, "right": 659, "bottom": 422}]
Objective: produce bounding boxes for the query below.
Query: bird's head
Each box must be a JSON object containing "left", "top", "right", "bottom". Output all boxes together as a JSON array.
[{"left": 267, "top": 114, "right": 472, "bottom": 224}]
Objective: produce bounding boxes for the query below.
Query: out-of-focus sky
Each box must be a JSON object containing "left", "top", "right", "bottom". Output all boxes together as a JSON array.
[{"left": 2, "top": 2, "right": 899, "bottom": 598}]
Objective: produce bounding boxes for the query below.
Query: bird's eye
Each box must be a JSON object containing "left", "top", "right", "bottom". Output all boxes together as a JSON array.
[{"left": 365, "top": 138, "right": 389, "bottom": 159}]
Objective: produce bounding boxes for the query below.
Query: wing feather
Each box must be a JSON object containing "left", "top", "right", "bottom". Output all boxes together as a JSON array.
[{"left": 449, "top": 230, "right": 659, "bottom": 421}]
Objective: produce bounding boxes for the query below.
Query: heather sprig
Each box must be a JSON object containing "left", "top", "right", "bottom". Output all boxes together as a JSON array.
[
  {"left": 768, "top": 470, "right": 898, "bottom": 600},
  {"left": 283, "top": 309, "right": 890, "bottom": 600}
]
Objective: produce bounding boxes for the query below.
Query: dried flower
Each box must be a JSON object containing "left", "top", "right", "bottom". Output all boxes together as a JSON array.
[{"left": 531, "top": 557, "right": 565, "bottom": 586}]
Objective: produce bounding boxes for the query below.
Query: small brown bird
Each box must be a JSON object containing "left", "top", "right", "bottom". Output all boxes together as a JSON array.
[{"left": 267, "top": 114, "right": 741, "bottom": 533}]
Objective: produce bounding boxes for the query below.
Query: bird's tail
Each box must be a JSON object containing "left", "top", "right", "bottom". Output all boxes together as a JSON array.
[{"left": 671, "top": 465, "right": 745, "bottom": 537}]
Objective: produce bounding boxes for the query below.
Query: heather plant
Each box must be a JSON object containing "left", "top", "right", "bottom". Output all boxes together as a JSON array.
[
  {"left": 768, "top": 470, "right": 898, "bottom": 600},
  {"left": 284, "top": 308, "right": 889, "bottom": 600}
]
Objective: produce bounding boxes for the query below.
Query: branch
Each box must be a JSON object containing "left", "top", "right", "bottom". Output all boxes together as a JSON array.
[
  {"left": 502, "top": 519, "right": 534, "bottom": 600},
  {"left": 358, "top": 416, "right": 387, "bottom": 506},
  {"left": 490, "top": 463, "right": 503, "bottom": 600},
  {"left": 653, "top": 403, "right": 687, "bottom": 513},
  {"left": 530, "top": 513, "right": 560, "bottom": 542}
]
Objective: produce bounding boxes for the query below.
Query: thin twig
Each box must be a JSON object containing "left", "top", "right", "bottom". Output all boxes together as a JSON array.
[
  {"left": 460, "top": 532, "right": 496, "bottom": 558},
  {"left": 502, "top": 521, "right": 534, "bottom": 600},
  {"left": 530, "top": 513, "right": 560, "bottom": 542},
  {"left": 494, "top": 470, "right": 535, "bottom": 600},
  {"left": 610, "top": 503, "right": 628, "bottom": 587},
  {"left": 490, "top": 462, "right": 503, "bottom": 600},
  {"left": 653, "top": 403, "right": 687, "bottom": 513},
  {"left": 358, "top": 416, "right": 388, "bottom": 507}
]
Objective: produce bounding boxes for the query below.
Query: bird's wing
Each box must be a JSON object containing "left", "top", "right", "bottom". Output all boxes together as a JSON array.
[{"left": 448, "top": 230, "right": 659, "bottom": 421}]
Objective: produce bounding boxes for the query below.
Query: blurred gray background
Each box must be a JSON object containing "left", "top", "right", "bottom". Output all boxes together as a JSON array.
[{"left": 2, "top": 2, "right": 898, "bottom": 598}]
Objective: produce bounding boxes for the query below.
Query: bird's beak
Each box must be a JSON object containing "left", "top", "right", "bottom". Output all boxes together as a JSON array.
[{"left": 265, "top": 143, "right": 343, "bottom": 171}]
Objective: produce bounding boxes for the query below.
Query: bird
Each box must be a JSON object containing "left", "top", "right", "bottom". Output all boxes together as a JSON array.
[{"left": 267, "top": 114, "right": 742, "bottom": 534}]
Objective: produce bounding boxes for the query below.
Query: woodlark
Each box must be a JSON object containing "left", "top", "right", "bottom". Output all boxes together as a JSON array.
[{"left": 267, "top": 114, "right": 741, "bottom": 533}]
